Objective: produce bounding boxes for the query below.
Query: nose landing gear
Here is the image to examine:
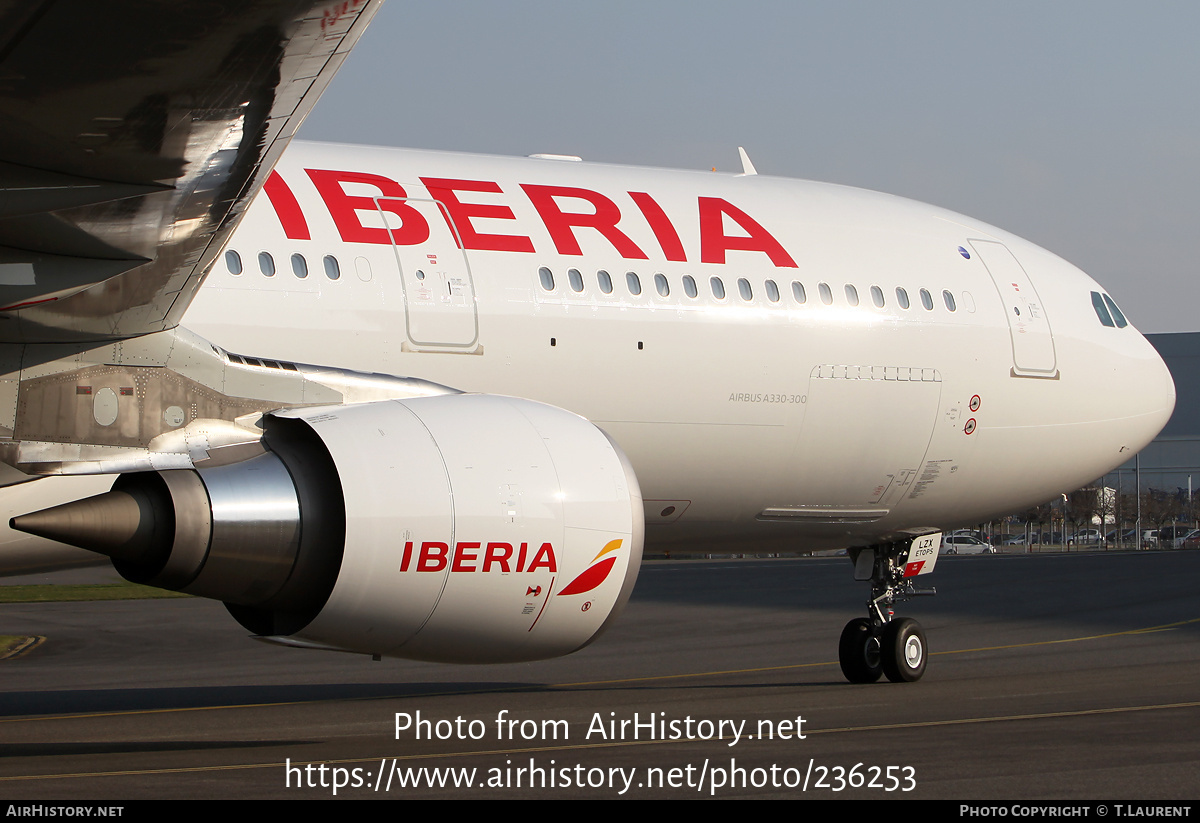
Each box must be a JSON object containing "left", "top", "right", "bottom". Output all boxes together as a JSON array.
[
  {"left": 839, "top": 534, "right": 938, "bottom": 683},
  {"left": 839, "top": 617, "right": 883, "bottom": 683},
  {"left": 880, "top": 617, "right": 927, "bottom": 682}
]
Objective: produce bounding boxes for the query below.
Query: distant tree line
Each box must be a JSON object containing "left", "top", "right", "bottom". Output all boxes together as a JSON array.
[{"left": 982, "top": 484, "right": 1196, "bottom": 547}]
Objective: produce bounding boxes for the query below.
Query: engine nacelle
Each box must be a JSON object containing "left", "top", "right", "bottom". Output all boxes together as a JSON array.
[
  {"left": 14, "top": 395, "right": 644, "bottom": 663},
  {"left": 270, "top": 395, "right": 644, "bottom": 662}
]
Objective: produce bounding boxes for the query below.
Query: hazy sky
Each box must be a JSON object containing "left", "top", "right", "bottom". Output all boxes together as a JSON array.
[{"left": 300, "top": 1, "right": 1200, "bottom": 333}]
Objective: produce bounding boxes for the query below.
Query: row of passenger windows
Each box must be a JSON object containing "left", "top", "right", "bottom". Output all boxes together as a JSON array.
[
  {"left": 538, "top": 267, "right": 960, "bottom": 312},
  {"left": 225, "top": 250, "right": 342, "bottom": 280},
  {"left": 226, "top": 251, "right": 1129, "bottom": 331}
]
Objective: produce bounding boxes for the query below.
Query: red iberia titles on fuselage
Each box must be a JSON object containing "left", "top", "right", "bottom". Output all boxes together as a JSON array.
[{"left": 260, "top": 163, "right": 798, "bottom": 267}]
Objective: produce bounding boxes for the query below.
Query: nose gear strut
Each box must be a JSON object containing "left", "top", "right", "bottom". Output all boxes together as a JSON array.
[{"left": 840, "top": 535, "right": 938, "bottom": 683}]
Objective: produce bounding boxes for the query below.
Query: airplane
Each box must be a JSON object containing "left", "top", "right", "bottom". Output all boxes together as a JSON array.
[{"left": 0, "top": 0, "right": 1175, "bottom": 684}]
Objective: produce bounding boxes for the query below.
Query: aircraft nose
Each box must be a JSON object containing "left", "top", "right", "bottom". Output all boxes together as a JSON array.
[
  {"left": 1146, "top": 335, "right": 1175, "bottom": 433},
  {"left": 1121, "top": 330, "right": 1175, "bottom": 452}
]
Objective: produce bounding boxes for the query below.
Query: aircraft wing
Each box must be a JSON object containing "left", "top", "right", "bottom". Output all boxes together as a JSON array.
[
  {"left": 0, "top": 0, "right": 381, "bottom": 343},
  {"left": 0, "top": 0, "right": 456, "bottom": 488}
]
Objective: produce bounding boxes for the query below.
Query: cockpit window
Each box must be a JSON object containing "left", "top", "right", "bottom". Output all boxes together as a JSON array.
[
  {"left": 1090, "top": 291, "right": 1115, "bottom": 327},
  {"left": 1102, "top": 294, "right": 1128, "bottom": 328}
]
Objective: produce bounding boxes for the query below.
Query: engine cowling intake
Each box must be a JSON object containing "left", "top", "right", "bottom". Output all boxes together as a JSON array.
[{"left": 13, "top": 395, "right": 644, "bottom": 663}]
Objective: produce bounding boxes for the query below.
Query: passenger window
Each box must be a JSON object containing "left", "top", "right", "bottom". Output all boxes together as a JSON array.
[
  {"left": 738, "top": 278, "right": 753, "bottom": 301},
  {"left": 943, "top": 290, "right": 956, "bottom": 311},
  {"left": 710, "top": 276, "right": 726, "bottom": 300},
  {"left": 323, "top": 255, "right": 341, "bottom": 280},
  {"left": 896, "top": 287, "right": 910, "bottom": 309},
  {"left": 844, "top": 284, "right": 859, "bottom": 306},
  {"left": 792, "top": 281, "right": 806, "bottom": 304},
  {"left": 765, "top": 279, "right": 780, "bottom": 303},
  {"left": 258, "top": 251, "right": 275, "bottom": 277},
  {"left": 654, "top": 273, "right": 669, "bottom": 297},
  {"left": 870, "top": 285, "right": 885, "bottom": 308},
  {"left": 225, "top": 250, "right": 242, "bottom": 275},
  {"left": 539, "top": 267, "right": 555, "bottom": 291},
  {"left": 1102, "top": 294, "right": 1128, "bottom": 328},
  {"left": 1091, "top": 291, "right": 1115, "bottom": 327},
  {"left": 818, "top": 282, "right": 833, "bottom": 305},
  {"left": 597, "top": 269, "right": 613, "bottom": 294},
  {"left": 683, "top": 275, "right": 698, "bottom": 298},
  {"left": 626, "top": 271, "right": 642, "bottom": 296},
  {"left": 920, "top": 288, "right": 934, "bottom": 310},
  {"left": 291, "top": 253, "right": 308, "bottom": 279},
  {"left": 568, "top": 268, "right": 584, "bottom": 293}
]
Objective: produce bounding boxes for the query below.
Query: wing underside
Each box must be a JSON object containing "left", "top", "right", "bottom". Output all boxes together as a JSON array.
[{"left": 0, "top": 0, "right": 381, "bottom": 343}]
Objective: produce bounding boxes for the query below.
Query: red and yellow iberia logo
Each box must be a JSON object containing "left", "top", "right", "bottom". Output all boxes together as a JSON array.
[{"left": 557, "top": 539, "right": 623, "bottom": 596}]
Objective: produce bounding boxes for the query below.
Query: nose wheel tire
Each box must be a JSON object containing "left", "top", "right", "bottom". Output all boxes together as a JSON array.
[
  {"left": 880, "top": 617, "right": 927, "bottom": 682},
  {"left": 839, "top": 617, "right": 883, "bottom": 683}
]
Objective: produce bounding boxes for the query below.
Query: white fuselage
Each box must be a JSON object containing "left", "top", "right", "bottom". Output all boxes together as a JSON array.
[{"left": 182, "top": 141, "right": 1174, "bottom": 553}]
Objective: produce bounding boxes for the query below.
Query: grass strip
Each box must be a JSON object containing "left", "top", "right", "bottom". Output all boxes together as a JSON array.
[
  {"left": 0, "top": 635, "right": 36, "bottom": 656},
  {"left": 0, "top": 582, "right": 188, "bottom": 603}
]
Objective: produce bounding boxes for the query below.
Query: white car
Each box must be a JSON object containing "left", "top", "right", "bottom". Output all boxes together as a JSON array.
[{"left": 940, "top": 535, "right": 996, "bottom": 555}]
